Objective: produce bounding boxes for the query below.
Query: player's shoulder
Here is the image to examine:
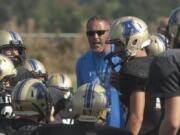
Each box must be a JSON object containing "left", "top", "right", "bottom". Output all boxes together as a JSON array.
[
  {"left": 149, "top": 49, "right": 180, "bottom": 79},
  {"left": 120, "top": 56, "right": 153, "bottom": 79},
  {"left": 159, "top": 49, "right": 180, "bottom": 59},
  {"left": 153, "top": 49, "right": 180, "bottom": 68}
]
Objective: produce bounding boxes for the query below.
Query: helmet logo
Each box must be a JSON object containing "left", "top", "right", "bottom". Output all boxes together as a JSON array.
[
  {"left": 34, "top": 83, "right": 46, "bottom": 100},
  {"left": 123, "top": 20, "right": 139, "bottom": 38}
]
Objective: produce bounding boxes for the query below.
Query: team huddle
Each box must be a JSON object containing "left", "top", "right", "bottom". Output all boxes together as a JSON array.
[{"left": 0, "top": 6, "right": 180, "bottom": 135}]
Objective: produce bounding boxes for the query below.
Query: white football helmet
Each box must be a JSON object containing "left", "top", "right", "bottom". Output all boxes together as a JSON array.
[
  {"left": 0, "top": 30, "right": 26, "bottom": 66},
  {"left": 109, "top": 16, "right": 150, "bottom": 57},
  {"left": 0, "top": 54, "right": 16, "bottom": 82},
  {"left": 47, "top": 73, "right": 73, "bottom": 99},
  {"left": 11, "top": 78, "right": 52, "bottom": 120},
  {"left": 24, "top": 59, "right": 47, "bottom": 82},
  {"left": 146, "top": 33, "right": 169, "bottom": 56},
  {"left": 168, "top": 7, "right": 180, "bottom": 47},
  {"left": 71, "top": 83, "right": 109, "bottom": 125}
]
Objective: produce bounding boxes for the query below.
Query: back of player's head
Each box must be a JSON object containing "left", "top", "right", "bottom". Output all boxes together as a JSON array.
[
  {"left": 71, "top": 83, "right": 109, "bottom": 125},
  {"left": 146, "top": 33, "right": 169, "bottom": 56},
  {"left": 11, "top": 78, "right": 52, "bottom": 121}
]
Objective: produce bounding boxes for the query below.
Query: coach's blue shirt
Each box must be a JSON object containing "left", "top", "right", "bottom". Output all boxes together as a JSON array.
[
  {"left": 76, "top": 49, "right": 110, "bottom": 88},
  {"left": 76, "top": 48, "right": 124, "bottom": 128}
]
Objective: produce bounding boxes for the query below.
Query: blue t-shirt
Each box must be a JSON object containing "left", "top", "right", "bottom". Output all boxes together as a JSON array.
[
  {"left": 76, "top": 49, "right": 110, "bottom": 88},
  {"left": 76, "top": 48, "right": 124, "bottom": 128}
]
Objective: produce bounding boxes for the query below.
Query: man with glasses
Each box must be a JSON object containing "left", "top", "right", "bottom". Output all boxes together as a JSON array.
[
  {"left": 76, "top": 15, "right": 124, "bottom": 128},
  {"left": 76, "top": 15, "right": 111, "bottom": 86}
]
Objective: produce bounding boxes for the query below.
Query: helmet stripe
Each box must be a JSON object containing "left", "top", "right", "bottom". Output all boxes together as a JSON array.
[
  {"left": 8, "top": 31, "right": 17, "bottom": 41},
  {"left": 169, "top": 8, "right": 180, "bottom": 24},
  {"left": 28, "top": 59, "right": 37, "bottom": 71},
  {"left": 156, "top": 33, "right": 168, "bottom": 49},
  {"left": 15, "top": 79, "right": 29, "bottom": 102},
  {"left": 84, "top": 83, "right": 94, "bottom": 109},
  {"left": 61, "top": 74, "right": 65, "bottom": 83}
]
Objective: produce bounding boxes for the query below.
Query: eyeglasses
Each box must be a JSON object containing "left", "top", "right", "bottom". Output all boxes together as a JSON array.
[{"left": 86, "top": 30, "right": 108, "bottom": 36}]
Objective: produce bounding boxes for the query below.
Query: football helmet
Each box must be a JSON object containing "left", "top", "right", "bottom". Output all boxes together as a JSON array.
[
  {"left": 71, "top": 83, "right": 109, "bottom": 124},
  {"left": 0, "top": 54, "right": 16, "bottom": 83},
  {"left": 11, "top": 78, "right": 52, "bottom": 120},
  {"left": 47, "top": 73, "right": 73, "bottom": 99},
  {"left": 146, "top": 33, "right": 169, "bottom": 56},
  {"left": 108, "top": 16, "right": 150, "bottom": 57},
  {"left": 168, "top": 7, "right": 180, "bottom": 47},
  {"left": 24, "top": 59, "right": 47, "bottom": 83},
  {"left": 0, "top": 30, "right": 26, "bottom": 66}
]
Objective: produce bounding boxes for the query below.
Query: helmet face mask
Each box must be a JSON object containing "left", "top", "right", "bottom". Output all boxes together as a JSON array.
[
  {"left": 24, "top": 59, "right": 48, "bottom": 83},
  {"left": 0, "top": 54, "right": 16, "bottom": 90},
  {"left": 0, "top": 76, "right": 14, "bottom": 91},
  {"left": 109, "top": 16, "right": 150, "bottom": 58},
  {"left": 47, "top": 73, "right": 73, "bottom": 99}
]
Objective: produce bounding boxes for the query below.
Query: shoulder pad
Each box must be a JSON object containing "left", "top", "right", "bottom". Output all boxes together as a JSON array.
[{"left": 120, "top": 57, "right": 154, "bottom": 79}]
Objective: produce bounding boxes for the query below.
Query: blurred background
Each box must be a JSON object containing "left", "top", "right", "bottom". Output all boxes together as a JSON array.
[{"left": 1, "top": 0, "right": 179, "bottom": 86}]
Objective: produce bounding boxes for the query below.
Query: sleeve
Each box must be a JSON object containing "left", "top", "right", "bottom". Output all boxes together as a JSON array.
[
  {"left": 119, "top": 73, "right": 147, "bottom": 95},
  {"left": 148, "top": 55, "right": 180, "bottom": 97},
  {"left": 149, "top": 68, "right": 180, "bottom": 97}
]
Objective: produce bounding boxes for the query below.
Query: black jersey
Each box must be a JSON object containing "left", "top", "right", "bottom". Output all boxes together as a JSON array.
[
  {"left": 119, "top": 56, "right": 153, "bottom": 96},
  {"left": 148, "top": 49, "right": 180, "bottom": 98},
  {"left": 47, "top": 86, "right": 73, "bottom": 124},
  {"left": 47, "top": 86, "right": 66, "bottom": 115},
  {"left": 30, "top": 124, "right": 132, "bottom": 135},
  {"left": 118, "top": 56, "right": 162, "bottom": 135}
]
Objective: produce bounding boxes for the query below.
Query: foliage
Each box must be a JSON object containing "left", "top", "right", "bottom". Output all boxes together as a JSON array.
[
  {"left": 0, "top": 0, "right": 179, "bottom": 32},
  {"left": 0, "top": 0, "right": 179, "bottom": 84}
]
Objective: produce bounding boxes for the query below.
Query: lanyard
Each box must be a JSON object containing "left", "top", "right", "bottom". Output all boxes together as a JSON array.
[
  {"left": 92, "top": 52, "right": 112, "bottom": 109},
  {"left": 92, "top": 52, "right": 110, "bottom": 87}
]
